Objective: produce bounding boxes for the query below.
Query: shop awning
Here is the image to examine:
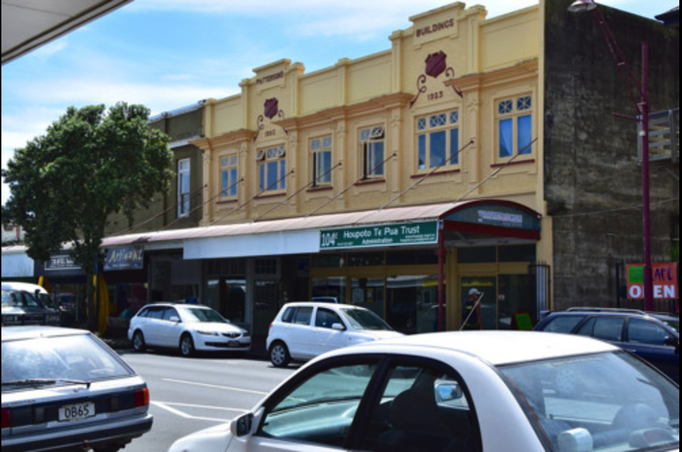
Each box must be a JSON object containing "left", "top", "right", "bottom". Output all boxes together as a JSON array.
[{"left": 101, "top": 200, "right": 542, "bottom": 260}]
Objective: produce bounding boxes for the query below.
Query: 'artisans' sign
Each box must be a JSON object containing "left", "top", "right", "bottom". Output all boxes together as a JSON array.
[
  {"left": 320, "top": 222, "right": 438, "bottom": 250},
  {"left": 105, "top": 246, "right": 144, "bottom": 271}
]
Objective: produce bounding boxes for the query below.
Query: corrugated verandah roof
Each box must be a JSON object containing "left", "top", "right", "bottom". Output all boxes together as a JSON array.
[{"left": 102, "top": 202, "right": 468, "bottom": 247}]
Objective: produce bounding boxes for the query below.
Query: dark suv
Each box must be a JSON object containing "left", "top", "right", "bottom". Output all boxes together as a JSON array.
[{"left": 535, "top": 308, "right": 679, "bottom": 382}]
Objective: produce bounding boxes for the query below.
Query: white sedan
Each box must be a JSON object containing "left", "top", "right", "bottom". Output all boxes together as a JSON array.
[
  {"left": 169, "top": 331, "right": 679, "bottom": 452},
  {"left": 128, "top": 303, "right": 250, "bottom": 357}
]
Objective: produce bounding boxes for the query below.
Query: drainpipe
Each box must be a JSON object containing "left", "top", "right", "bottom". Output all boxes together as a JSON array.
[{"left": 437, "top": 222, "right": 446, "bottom": 332}]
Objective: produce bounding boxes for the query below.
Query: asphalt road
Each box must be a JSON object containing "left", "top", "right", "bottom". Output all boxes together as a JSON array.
[{"left": 118, "top": 349, "right": 297, "bottom": 452}]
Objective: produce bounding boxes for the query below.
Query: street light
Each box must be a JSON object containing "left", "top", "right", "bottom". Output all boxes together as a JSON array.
[{"left": 568, "top": 0, "right": 654, "bottom": 311}]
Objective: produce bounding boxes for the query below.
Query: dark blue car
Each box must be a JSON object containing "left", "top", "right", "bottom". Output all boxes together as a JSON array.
[{"left": 535, "top": 308, "right": 679, "bottom": 383}]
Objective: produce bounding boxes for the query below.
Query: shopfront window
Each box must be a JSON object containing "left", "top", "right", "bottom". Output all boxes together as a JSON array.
[
  {"left": 205, "top": 279, "right": 246, "bottom": 324},
  {"left": 351, "top": 278, "right": 384, "bottom": 318},
  {"left": 387, "top": 275, "right": 441, "bottom": 334},
  {"left": 312, "top": 277, "right": 347, "bottom": 304}
]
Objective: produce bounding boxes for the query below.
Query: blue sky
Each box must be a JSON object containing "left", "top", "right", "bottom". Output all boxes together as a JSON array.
[{"left": 1, "top": 0, "right": 677, "bottom": 205}]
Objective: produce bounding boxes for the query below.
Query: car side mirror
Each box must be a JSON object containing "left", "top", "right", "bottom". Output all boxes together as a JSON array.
[
  {"left": 169, "top": 316, "right": 181, "bottom": 323},
  {"left": 664, "top": 336, "right": 679, "bottom": 353},
  {"left": 332, "top": 323, "right": 346, "bottom": 331},
  {"left": 435, "top": 382, "right": 463, "bottom": 402},
  {"left": 231, "top": 413, "right": 254, "bottom": 437}
]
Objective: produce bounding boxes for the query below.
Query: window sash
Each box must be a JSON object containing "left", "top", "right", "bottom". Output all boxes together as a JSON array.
[{"left": 177, "top": 159, "right": 190, "bottom": 217}]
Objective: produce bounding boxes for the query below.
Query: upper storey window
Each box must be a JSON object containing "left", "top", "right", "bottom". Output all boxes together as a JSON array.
[
  {"left": 417, "top": 110, "right": 460, "bottom": 170},
  {"left": 258, "top": 145, "right": 286, "bottom": 192},
  {"left": 177, "top": 158, "right": 190, "bottom": 218},
  {"left": 220, "top": 155, "right": 238, "bottom": 199},
  {"left": 497, "top": 95, "right": 533, "bottom": 160},
  {"left": 360, "top": 126, "right": 385, "bottom": 180},
  {"left": 311, "top": 136, "right": 333, "bottom": 187}
]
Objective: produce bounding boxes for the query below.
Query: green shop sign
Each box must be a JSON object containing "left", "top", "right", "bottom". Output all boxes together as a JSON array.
[{"left": 320, "top": 221, "right": 439, "bottom": 250}]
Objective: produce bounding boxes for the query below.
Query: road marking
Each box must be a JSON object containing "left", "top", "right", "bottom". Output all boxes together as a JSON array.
[
  {"left": 152, "top": 401, "right": 246, "bottom": 423},
  {"left": 162, "top": 378, "right": 269, "bottom": 395}
]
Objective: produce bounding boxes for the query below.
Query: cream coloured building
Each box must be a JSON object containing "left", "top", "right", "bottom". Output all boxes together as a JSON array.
[{"left": 190, "top": 2, "right": 549, "bottom": 335}]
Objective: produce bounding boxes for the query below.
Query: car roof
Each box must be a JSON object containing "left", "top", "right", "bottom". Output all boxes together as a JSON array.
[
  {"left": 283, "top": 302, "right": 364, "bottom": 309},
  {"left": 1, "top": 326, "right": 91, "bottom": 342},
  {"left": 2, "top": 282, "right": 48, "bottom": 294},
  {"left": 141, "top": 302, "right": 211, "bottom": 309},
  {"left": 546, "top": 309, "right": 678, "bottom": 322},
  {"left": 344, "top": 331, "right": 618, "bottom": 366}
]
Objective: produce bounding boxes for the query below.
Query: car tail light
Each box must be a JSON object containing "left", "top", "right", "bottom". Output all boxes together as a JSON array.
[
  {"left": 2, "top": 408, "right": 10, "bottom": 429},
  {"left": 269, "top": 323, "right": 273, "bottom": 329},
  {"left": 134, "top": 388, "right": 150, "bottom": 407}
]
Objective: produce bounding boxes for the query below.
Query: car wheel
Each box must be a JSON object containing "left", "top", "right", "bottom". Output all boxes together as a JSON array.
[
  {"left": 132, "top": 331, "right": 146, "bottom": 352},
  {"left": 180, "top": 334, "right": 195, "bottom": 357},
  {"left": 269, "top": 341, "right": 291, "bottom": 368}
]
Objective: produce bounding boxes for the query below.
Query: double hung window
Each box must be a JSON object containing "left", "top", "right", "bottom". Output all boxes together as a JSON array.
[
  {"left": 497, "top": 95, "right": 533, "bottom": 160},
  {"left": 360, "top": 126, "right": 385, "bottom": 180},
  {"left": 417, "top": 110, "right": 460, "bottom": 170},
  {"left": 257, "top": 145, "right": 286, "bottom": 192},
  {"left": 177, "top": 158, "right": 190, "bottom": 217},
  {"left": 220, "top": 155, "right": 238, "bottom": 199},
  {"left": 311, "top": 136, "right": 332, "bottom": 187}
]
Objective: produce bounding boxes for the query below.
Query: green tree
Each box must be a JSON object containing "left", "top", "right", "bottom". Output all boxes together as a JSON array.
[{"left": 2, "top": 103, "right": 173, "bottom": 332}]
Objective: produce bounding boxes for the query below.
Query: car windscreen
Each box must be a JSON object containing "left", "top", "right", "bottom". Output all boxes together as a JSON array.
[
  {"left": 500, "top": 351, "right": 679, "bottom": 452},
  {"left": 2, "top": 334, "right": 135, "bottom": 391},
  {"left": 341, "top": 308, "right": 393, "bottom": 331},
  {"left": 2, "top": 290, "right": 44, "bottom": 308},
  {"left": 181, "top": 307, "right": 226, "bottom": 323}
]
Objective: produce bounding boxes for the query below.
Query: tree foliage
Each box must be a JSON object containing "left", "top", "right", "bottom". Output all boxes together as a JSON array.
[{"left": 2, "top": 103, "right": 173, "bottom": 331}]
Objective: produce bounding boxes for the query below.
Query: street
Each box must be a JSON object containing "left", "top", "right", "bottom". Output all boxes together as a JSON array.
[{"left": 119, "top": 350, "right": 297, "bottom": 452}]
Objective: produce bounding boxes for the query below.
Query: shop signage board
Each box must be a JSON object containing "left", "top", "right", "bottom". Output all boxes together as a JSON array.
[
  {"left": 626, "top": 262, "right": 678, "bottom": 300},
  {"left": 104, "top": 246, "right": 144, "bottom": 271},
  {"left": 320, "top": 221, "right": 438, "bottom": 250}
]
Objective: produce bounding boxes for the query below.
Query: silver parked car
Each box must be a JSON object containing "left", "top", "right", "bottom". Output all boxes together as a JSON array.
[{"left": 2, "top": 326, "right": 153, "bottom": 452}]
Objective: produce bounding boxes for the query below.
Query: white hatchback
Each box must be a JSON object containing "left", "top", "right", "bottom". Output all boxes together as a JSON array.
[
  {"left": 266, "top": 302, "right": 403, "bottom": 367},
  {"left": 170, "top": 332, "right": 680, "bottom": 452},
  {"left": 128, "top": 303, "right": 250, "bottom": 357}
]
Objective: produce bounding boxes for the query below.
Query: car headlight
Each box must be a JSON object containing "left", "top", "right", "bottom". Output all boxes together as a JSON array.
[{"left": 196, "top": 330, "right": 219, "bottom": 337}]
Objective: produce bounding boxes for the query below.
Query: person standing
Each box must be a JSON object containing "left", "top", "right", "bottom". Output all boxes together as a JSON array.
[{"left": 462, "top": 288, "right": 483, "bottom": 330}]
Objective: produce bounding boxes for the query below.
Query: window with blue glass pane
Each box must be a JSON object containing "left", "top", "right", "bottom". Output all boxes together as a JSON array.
[
  {"left": 259, "top": 145, "right": 287, "bottom": 192},
  {"left": 418, "top": 135, "right": 427, "bottom": 170},
  {"left": 312, "top": 136, "right": 333, "bottom": 186},
  {"left": 361, "top": 126, "right": 385, "bottom": 178},
  {"left": 220, "top": 156, "right": 239, "bottom": 198},
  {"left": 499, "top": 118, "right": 513, "bottom": 158},
  {"left": 499, "top": 100, "right": 513, "bottom": 115},
  {"left": 450, "top": 128, "right": 459, "bottom": 164},
  {"left": 517, "top": 115, "right": 532, "bottom": 154},
  {"left": 416, "top": 110, "right": 460, "bottom": 171},
  {"left": 496, "top": 95, "right": 533, "bottom": 159},
  {"left": 430, "top": 131, "right": 447, "bottom": 168}
]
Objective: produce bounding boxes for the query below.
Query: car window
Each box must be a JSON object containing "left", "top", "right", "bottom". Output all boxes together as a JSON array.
[
  {"left": 292, "top": 307, "right": 313, "bottom": 325},
  {"left": 342, "top": 308, "right": 393, "bottom": 331},
  {"left": 162, "top": 307, "right": 179, "bottom": 321},
  {"left": 628, "top": 319, "right": 670, "bottom": 346},
  {"left": 501, "top": 351, "right": 679, "bottom": 452},
  {"left": 315, "top": 309, "right": 343, "bottom": 329},
  {"left": 541, "top": 315, "right": 586, "bottom": 333},
  {"left": 281, "top": 307, "right": 296, "bottom": 323},
  {"left": 2, "top": 290, "right": 41, "bottom": 308},
  {"left": 2, "top": 334, "right": 134, "bottom": 389},
  {"left": 259, "top": 361, "right": 379, "bottom": 448},
  {"left": 360, "top": 362, "right": 481, "bottom": 452},
  {"left": 592, "top": 317, "right": 625, "bottom": 342},
  {"left": 146, "top": 307, "right": 164, "bottom": 319}
]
